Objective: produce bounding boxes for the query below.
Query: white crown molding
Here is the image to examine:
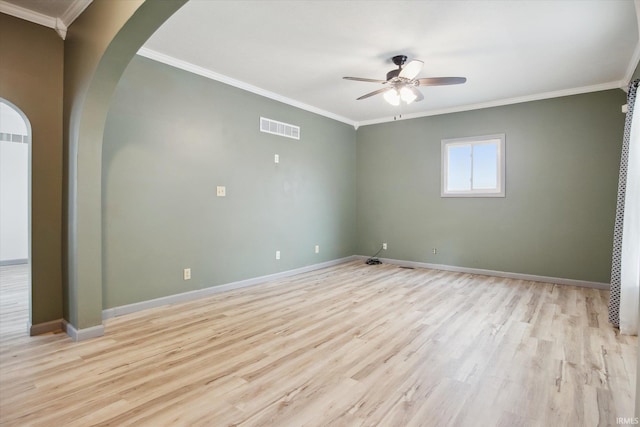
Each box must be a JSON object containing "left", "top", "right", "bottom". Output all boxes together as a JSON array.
[
  {"left": 137, "top": 47, "right": 628, "bottom": 130},
  {"left": 0, "top": 0, "right": 56, "bottom": 29},
  {"left": 357, "top": 80, "right": 626, "bottom": 127},
  {"left": 0, "top": 0, "right": 92, "bottom": 40},
  {"left": 54, "top": 18, "right": 67, "bottom": 40},
  {"left": 137, "top": 47, "right": 357, "bottom": 128},
  {"left": 137, "top": 48, "right": 628, "bottom": 129},
  {"left": 60, "top": 0, "right": 92, "bottom": 28}
]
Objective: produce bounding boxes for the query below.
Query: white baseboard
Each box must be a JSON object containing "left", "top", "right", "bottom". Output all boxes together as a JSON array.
[
  {"left": 28, "top": 319, "right": 65, "bottom": 336},
  {"left": 103, "top": 256, "right": 357, "bottom": 320},
  {"left": 63, "top": 320, "right": 105, "bottom": 342},
  {"left": 356, "top": 255, "right": 610, "bottom": 290},
  {"left": 27, "top": 255, "right": 606, "bottom": 342}
]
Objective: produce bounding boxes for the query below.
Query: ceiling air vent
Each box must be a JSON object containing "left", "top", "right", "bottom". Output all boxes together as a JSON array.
[{"left": 260, "top": 117, "right": 300, "bottom": 140}]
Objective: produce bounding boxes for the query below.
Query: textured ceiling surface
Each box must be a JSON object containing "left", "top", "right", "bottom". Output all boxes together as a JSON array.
[
  {"left": 143, "top": 0, "right": 638, "bottom": 125},
  {"left": 7, "top": 0, "right": 638, "bottom": 124}
]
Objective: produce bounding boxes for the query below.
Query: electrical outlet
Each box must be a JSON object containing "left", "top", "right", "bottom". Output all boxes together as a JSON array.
[
  {"left": 432, "top": 248, "right": 437, "bottom": 255},
  {"left": 382, "top": 243, "right": 387, "bottom": 250},
  {"left": 216, "top": 186, "right": 226, "bottom": 197},
  {"left": 315, "top": 245, "right": 320, "bottom": 254},
  {"left": 275, "top": 250, "right": 280, "bottom": 260},
  {"left": 183, "top": 268, "right": 191, "bottom": 280},
  {"left": 274, "top": 154, "right": 280, "bottom": 164}
]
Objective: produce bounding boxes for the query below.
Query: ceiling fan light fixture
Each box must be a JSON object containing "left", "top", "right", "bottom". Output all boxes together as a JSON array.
[
  {"left": 344, "top": 54, "right": 466, "bottom": 105},
  {"left": 383, "top": 89, "right": 400, "bottom": 106},
  {"left": 400, "top": 86, "right": 417, "bottom": 104}
]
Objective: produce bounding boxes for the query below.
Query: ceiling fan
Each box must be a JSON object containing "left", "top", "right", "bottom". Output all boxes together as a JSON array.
[{"left": 343, "top": 55, "right": 466, "bottom": 106}]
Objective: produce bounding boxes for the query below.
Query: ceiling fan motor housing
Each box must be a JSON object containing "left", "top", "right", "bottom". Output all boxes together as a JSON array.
[
  {"left": 391, "top": 55, "right": 407, "bottom": 66},
  {"left": 387, "top": 55, "right": 408, "bottom": 81}
]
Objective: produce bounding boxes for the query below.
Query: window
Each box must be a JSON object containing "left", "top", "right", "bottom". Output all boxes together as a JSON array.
[{"left": 441, "top": 134, "right": 505, "bottom": 197}]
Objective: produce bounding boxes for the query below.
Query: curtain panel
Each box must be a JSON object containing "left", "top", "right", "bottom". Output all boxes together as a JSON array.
[{"left": 609, "top": 79, "right": 639, "bottom": 333}]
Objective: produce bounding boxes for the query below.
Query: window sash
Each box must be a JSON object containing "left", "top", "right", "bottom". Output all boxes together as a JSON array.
[{"left": 441, "top": 134, "right": 505, "bottom": 198}]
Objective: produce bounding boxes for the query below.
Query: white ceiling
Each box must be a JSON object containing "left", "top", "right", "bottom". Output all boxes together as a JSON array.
[
  {"left": 4, "top": 0, "right": 638, "bottom": 126},
  {"left": 142, "top": 0, "right": 640, "bottom": 126}
]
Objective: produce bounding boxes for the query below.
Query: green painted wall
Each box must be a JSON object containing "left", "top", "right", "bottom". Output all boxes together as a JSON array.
[
  {"left": 102, "top": 56, "right": 356, "bottom": 308},
  {"left": 102, "top": 53, "right": 625, "bottom": 307},
  {"left": 356, "top": 90, "right": 625, "bottom": 283},
  {"left": 0, "top": 14, "right": 63, "bottom": 325}
]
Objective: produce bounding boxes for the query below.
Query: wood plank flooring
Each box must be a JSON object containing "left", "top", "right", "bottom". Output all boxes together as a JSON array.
[
  {"left": 0, "top": 264, "right": 29, "bottom": 345},
  {"left": 0, "top": 261, "right": 636, "bottom": 426}
]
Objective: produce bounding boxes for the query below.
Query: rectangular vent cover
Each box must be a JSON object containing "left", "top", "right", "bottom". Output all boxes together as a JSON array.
[
  {"left": 260, "top": 117, "right": 300, "bottom": 140},
  {"left": 0, "top": 132, "right": 28, "bottom": 144}
]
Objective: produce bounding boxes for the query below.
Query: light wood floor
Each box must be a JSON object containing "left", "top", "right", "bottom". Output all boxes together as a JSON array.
[
  {"left": 0, "top": 264, "right": 30, "bottom": 346},
  {"left": 0, "top": 261, "right": 637, "bottom": 426}
]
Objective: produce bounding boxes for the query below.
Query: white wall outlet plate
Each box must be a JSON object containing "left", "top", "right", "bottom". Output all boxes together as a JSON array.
[
  {"left": 274, "top": 154, "right": 280, "bottom": 163},
  {"left": 216, "top": 186, "right": 226, "bottom": 197},
  {"left": 183, "top": 268, "right": 191, "bottom": 280},
  {"left": 315, "top": 245, "right": 319, "bottom": 253},
  {"left": 275, "top": 250, "right": 280, "bottom": 260},
  {"left": 382, "top": 243, "right": 387, "bottom": 250}
]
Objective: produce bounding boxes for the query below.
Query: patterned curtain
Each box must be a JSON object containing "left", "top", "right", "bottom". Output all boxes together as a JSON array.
[{"left": 609, "top": 79, "right": 639, "bottom": 328}]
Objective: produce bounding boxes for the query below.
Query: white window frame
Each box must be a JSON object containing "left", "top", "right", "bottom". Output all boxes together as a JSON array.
[{"left": 441, "top": 133, "right": 506, "bottom": 198}]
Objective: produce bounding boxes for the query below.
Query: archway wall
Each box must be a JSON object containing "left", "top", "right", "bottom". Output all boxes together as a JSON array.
[
  {"left": 63, "top": 0, "right": 188, "bottom": 330},
  {"left": 0, "top": 15, "right": 64, "bottom": 326}
]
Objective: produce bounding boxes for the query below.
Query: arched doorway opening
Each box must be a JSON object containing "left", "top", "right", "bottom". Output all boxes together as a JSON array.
[
  {"left": 63, "top": 0, "right": 187, "bottom": 338},
  {"left": 0, "top": 98, "right": 32, "bottom": 337}
]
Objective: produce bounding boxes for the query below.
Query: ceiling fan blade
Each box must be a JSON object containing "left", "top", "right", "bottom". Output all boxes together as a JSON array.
[
  {"left": 410, "top": 86, "right": 424, "bottom": 102},
  {"left": 417, "top": 77, "right": 467, "bottom": 86},
  {"left": 356, "top": 87, "right": 393, "bottom": 100},
  {"left": 399, "top": 60, "right": 423, "bottom": 80},
  {"left": 343, "top": 77, "right": 388, "bottom": 83}
]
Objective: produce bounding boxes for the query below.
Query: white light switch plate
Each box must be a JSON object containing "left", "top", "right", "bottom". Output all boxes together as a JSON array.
[{"left": 216, "top": 186, "right": 226, "bottom": 197}]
